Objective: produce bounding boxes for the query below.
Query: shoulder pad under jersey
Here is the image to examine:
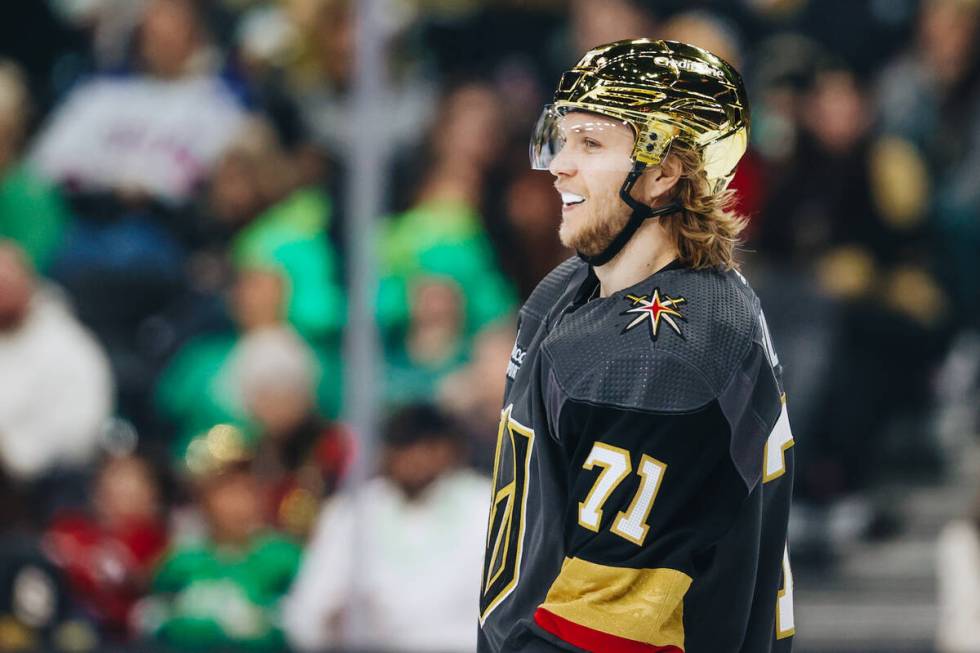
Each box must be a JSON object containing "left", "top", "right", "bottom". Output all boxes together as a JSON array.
[
  {"left": 544, "top": 267, "right": 764, "bottom": 413},
  {"left": 522, "top": 257, "right": 586, "bottom": 320}
]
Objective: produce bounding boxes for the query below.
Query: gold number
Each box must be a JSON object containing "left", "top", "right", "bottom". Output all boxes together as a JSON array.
[{"left": 578, "top": 442, "right": 667, "bottom": 546}]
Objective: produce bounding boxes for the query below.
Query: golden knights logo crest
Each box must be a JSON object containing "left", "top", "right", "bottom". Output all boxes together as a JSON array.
[{"left": 621, "top": 288, "right": 687, "bottom": 340}]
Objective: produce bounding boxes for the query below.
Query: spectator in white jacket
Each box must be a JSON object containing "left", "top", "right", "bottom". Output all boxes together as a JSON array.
[
  {"left": 0, "top": 241, "right": 113, "bottom": 481},
  {"left": 937, "top": 486, "right": 980, "bottom": 652},
  {"left": 29, "top": 0, "right": 246, "bottom": 205},
  {"left": 283, "top": 403, "right": 489, "bottom": 652}
]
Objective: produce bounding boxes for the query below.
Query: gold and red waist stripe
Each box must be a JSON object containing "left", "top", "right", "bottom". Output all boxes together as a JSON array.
[{"left": 534, "top": 557, "right": 692, "bottom": 653}]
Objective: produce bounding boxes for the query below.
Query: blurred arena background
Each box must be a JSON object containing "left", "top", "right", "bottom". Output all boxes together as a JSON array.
[{"left": 0, "top": 0, "right": 978, "bottom": 651}]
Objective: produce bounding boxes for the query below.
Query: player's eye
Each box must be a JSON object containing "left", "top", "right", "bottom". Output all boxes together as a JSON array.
[{"left": 584, "top": 138, "right": 601, "bottom": 150}]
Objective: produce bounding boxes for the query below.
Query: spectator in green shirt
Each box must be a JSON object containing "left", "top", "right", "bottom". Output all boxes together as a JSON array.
[
  {"left": 378, "top": 83, "right": 517, "bottom": 341},
  {"left": 383, "top": 275, "right": 470, "bottom": 406},
  {"left": 143, "top": 425, "right": 302, "bottom": 652},
  {"left": 231, "top": 180, "right": 345, "bottom": 342},
  {"left": 0, "top": 60, "right": 68, "bottom": 273}
]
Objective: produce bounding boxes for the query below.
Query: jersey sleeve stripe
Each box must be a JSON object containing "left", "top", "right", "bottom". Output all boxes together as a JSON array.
[
  {"left": 534, "top": 608, "right": 683, "bottom": 653},
  {"left": 537, "top": 557, "right": 690, "bottom": 650}
]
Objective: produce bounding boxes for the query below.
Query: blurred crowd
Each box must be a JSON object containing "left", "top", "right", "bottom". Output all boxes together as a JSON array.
[{"left": 0, "top": 0, "right": 978, "bottom": 651}]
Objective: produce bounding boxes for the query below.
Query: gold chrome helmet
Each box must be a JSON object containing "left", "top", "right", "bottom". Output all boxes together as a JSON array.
[
  {"left": 531, "top": 38, "right": 750, "bottom": 195},
  {"left": 530, "top": 38, "right": 750, "bottom": 265}
]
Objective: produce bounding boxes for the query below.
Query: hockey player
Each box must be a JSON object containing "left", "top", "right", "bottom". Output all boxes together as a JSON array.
[{"left": 478, "top": 40, "right": 795, "bottom": 653}]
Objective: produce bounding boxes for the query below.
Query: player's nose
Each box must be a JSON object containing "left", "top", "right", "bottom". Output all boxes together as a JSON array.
[{"left": 548, "top": 145, "right": 576, "bottom": 178}]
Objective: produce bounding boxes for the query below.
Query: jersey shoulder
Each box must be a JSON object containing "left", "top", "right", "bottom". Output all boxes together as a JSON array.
[
  {"left": 545, "top": 267, "right": 764, "bottom": 414},
  {"left": 521, "top": 256, "right": 586, "bottom": 320}
]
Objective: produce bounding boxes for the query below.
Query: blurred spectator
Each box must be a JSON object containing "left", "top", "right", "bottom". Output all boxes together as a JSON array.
[
  {"left": 26, "top": 0, "right": 256, "bottom": 433},
  {"left": 142, "top": 425, "right": 301, "bottom": 652},
  {"left": 756, "top": 62, "right": 949, "bottom": 508},
  {"left": 877, "top": 0, "right": 980, "bottom": 327},
  {"left": 157, "top": 265, "right": 341, "bottom": 456},
  {"left": 567, "top": 0, "right": 658, "bottom": 60},
  {"left": 238, "top": 326, "right": 351, "bottom": 539},
  {"left": 285, "top": 0, "right": 437, "bottom": 162},
  {"left": 29, "top": 0, "right": 247, "bottom": 204},
  {"left": 379, "top": 83, "right": 516, "bottom": 340},
  {"left": 937, "top": 486, "right": 980, "bottom": 652},
  {"left": 660, "top": 9, "right": 744, "bottom": 69},
  {"left": 439, "top": 323, "right": 516, "bottom": 472},
  {"left": 0, "top": 530, "right": 88, "bottom": 652},
  {"left": 761, "top": 63, "right": 888, "bottom": 268},
  {"left": 43, "top": 453, "right": 168, "bottom": 638},
  {"left": 203, "top": 118, "right": 289, "bottom": 240},
  {"left": 283, "top": 403, "right": 489, "bottom": 652},
  {"left": 156, "top": 266, "right": 276, "bottom": 456},
  {"left": 384, "top": 276, "right": 469, "bottom": 406},
  {"left": 0, "top": 241, "right": 113, "bottom": 482},
  {"left": 228, "top": 121, "right": 345, "bottom": 340},
  {"left": 0, "top": 60, "right": 69, "bottom": 274},
  {"left": 171, "top": 115, "right": 342, "bottom": 359},
  {"left": 490, "top": 165, "right": 569, "bottom": 300}
]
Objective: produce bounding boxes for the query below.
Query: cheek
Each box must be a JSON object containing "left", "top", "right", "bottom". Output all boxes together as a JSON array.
[
  {"left": 584, "top": 172, "right": 626, "bottom": 216},
  {"left": 577, "top": 157, "right": 623, "bottom": 194}
]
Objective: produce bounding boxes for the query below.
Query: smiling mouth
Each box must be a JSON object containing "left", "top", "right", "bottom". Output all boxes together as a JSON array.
[{"left": 560, "top": 191, "right": 586, "bottom": 209}]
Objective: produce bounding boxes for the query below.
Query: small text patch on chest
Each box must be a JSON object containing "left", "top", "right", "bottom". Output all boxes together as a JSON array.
[{"left": 507, "top": 335, "right": 528, "bottom": 380}]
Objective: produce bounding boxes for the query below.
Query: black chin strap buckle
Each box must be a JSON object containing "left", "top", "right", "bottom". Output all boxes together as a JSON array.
[{"left": 577, "top": 162, "right": 681, "bottom": 267}]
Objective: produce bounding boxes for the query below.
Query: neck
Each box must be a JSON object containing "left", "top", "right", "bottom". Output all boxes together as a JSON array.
[
  {"left": 212, "top": 528, "right": 254, "bottom": 551},
  {"left": 593, "top": 218, "right": 679, "bottom": 297}
]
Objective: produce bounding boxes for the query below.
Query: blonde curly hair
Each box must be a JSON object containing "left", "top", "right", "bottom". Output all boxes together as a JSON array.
[{"left": 662, "top": 142, "right": 747, "bottom": 271}]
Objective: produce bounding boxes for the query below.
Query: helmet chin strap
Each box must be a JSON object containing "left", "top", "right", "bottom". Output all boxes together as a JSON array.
[{"left": 576, "top": 161, "right": 681, "bottom": 267}]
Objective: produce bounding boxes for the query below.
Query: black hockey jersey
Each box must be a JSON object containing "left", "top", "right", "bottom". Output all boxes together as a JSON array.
[{"left": 478, "top": 258, "right": 795, "bottom": 653}]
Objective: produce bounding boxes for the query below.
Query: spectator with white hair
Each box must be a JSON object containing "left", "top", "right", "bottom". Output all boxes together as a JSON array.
[
  {"left": 235, "top": 324, "right": 351, "bottom": 539},
  {"left": 155, "top": 265, "right": 286, "bottom": 456},
  {"left": 155, "top": 265, "right": 342, "bottom": 462}
]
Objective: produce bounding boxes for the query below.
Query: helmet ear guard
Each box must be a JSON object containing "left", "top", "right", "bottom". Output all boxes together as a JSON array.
[{"left": 631, "top": 121, "right": 680, "bottom": 168}]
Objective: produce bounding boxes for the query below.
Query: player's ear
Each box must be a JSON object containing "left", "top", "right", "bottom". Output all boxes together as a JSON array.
[{"left": 635, "top": 154, "right": 682, "bottom": 205}]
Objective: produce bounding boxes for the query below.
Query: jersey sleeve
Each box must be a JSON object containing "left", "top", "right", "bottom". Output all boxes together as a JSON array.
[{"left": 509, "top": 397, "right": 748, "bottom": 653}]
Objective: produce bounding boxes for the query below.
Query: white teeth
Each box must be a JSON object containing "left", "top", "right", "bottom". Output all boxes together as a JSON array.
[{"left": 561, "top": 192, "right": 585, "bottom": 205}]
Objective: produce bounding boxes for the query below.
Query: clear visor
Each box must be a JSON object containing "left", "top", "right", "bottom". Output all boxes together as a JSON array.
[{"left": 529, "top": 104, "right": 635, "bottom": 172}]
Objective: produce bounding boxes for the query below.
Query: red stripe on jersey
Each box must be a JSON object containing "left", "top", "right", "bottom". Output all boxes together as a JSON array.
[{"left": 534, "top": 607, "right": 684, "bottom": 653}]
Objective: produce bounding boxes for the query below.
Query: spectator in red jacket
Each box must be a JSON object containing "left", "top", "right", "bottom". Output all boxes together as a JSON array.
[{"left": 44, "top": 453, "right": 168, "bottom": 637}]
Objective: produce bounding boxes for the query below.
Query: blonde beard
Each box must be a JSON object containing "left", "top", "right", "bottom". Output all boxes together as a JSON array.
[{"left": 559, "top": 204, "right": 632, "bottom": 258}]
